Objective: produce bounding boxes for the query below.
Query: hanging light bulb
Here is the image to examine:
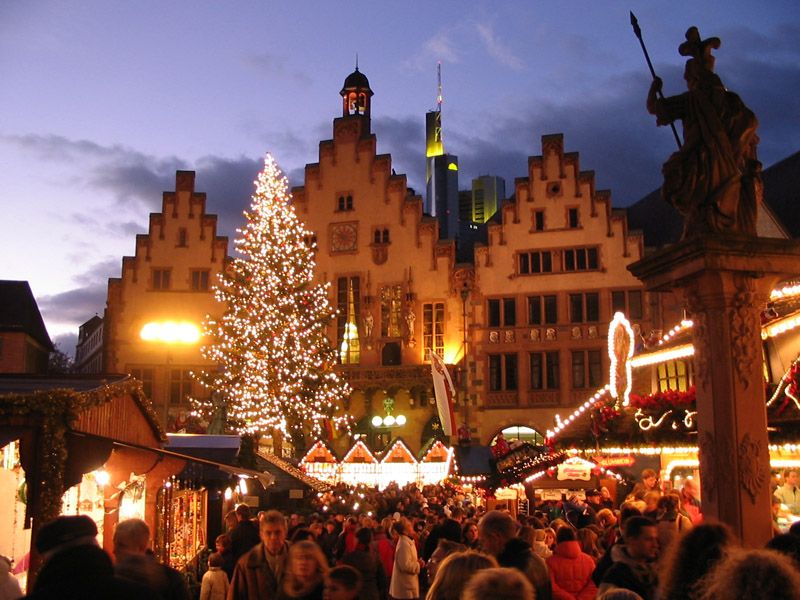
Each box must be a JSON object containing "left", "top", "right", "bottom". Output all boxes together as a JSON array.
[{"left": 238, "top": 477, "right": 248, "bottom": 496}]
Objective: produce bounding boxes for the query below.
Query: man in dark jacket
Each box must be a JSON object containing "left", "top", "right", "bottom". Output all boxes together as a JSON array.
[
  {"left": 597, "top": 516, "right": 660, "bottom": 600},
  {"left": 230, "top": 504, "right": 261, "bottom": 562},
  {"left": 478, "top": 510, "right": 552, "bottom": 600},
  {"left": 228, "top": 510, "right": 289, "bottom": 600},
  {"left": 113, "top": 518, "right": 190, "bottom": 600},
  {"left": 26, "top": 515, "right": 150, "bottom": 600}
]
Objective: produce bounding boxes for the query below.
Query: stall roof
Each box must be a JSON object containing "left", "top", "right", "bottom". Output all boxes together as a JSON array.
[
  {"left": 72, "top": 431, "right": 275, "bottom": 489},
  {"left": 257, "top": 450, "right": 330, "bottom": 492}
]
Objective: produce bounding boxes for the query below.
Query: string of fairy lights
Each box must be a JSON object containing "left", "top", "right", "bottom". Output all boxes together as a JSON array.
[{"left": 191, "top": 154, "right": 351, "bottom": 441}]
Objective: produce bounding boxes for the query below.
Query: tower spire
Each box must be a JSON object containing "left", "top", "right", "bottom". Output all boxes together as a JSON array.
[
  {"left": 355, "top": 52, "right": 359, "bottom": 71},
  {"left": 437, "top": 61, "right": 443, "bottom": 109}
]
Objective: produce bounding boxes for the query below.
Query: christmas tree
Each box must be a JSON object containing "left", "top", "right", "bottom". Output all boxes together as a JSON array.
[{"left": 193, "top": 154, "right": 350, "bottom": 451}]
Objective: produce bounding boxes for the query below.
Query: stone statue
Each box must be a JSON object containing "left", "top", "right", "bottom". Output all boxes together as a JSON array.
[
  {"left": 647, "top": 26, "right": 761, "bottom": 239},
  {"left": 405, "top": 307, "right": 416, "bottom": 337},
  {"left": 362, "top": 311, "right": 374, "bottom": 339}
]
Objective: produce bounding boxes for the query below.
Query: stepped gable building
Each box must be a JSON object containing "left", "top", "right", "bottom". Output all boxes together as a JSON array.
[
  {"left": 294, "top": 70, "right": 656, "bottom": 452},
  {"left": 469, "top": 134, "right": 656, "bottom": 443},
  {"left": 103, "top": 171, "right": 229, "bottom": 431},
  {"left": 293, "top": 68, "right": 459, "bottom": 453}
]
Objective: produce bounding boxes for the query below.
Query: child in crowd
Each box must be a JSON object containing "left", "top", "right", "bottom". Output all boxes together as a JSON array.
[
  {"left": 199, "top": 552, "right": 229, "bottom": 600},
  {"left": 323, "top": 565, "right": 362, "bottom": 600}
]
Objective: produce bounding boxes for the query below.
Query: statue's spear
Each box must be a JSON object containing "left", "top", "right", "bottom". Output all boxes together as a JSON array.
[{"left": 630, "top": 11, "right": 682, "bottom": 149}]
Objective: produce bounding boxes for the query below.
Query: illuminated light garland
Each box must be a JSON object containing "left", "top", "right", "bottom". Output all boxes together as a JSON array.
[
  {"left": 546, "top": 385, "right": 610, "bottom": 441},
  {"left": 630, "top": 344, "right": 694, "bottom": 368},
  {"left": 655, "top": 319, "right": 693, "bottom": 346},
  {"left": 191, "top": 154, "right": 352, "bottom": 443},
  {"left": 766, "top": 358, "right": 800, "bottom": 411},
  {"left": 762, "top": 314, "right": 800, "bottom": 340},
  {"left": 608, "top": 312, "right": 635, "bottom": 407},
  {"left": 771, "top": 283, "right": 800, "bottom": 301}
]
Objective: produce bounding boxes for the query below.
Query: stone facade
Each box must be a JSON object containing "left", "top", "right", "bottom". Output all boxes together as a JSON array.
[
  {"left": 471, "top": 134, "right": 655, "bottom": 443},
  {"left": 294, "top": 72, "right": 655, "bottom": 453},
  {"left": 103, "top": 171, "right": 228, "bottom": 430}
]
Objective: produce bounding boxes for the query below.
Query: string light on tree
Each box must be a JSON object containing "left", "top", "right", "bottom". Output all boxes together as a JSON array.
[{"left": 192, "top": 154, "right": 351, "bottom": 449}]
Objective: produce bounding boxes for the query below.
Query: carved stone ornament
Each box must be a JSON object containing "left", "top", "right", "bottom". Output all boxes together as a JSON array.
[
  {"left": 698, "top": 431, "right": 717, "bottom": 502},
  {"left": 728, "top": 282, "right": 759, "bottom": 390},
  {"left": 504, "top": 330, "right": 515, "bottom": 343},
  {"left": 588, "top": 325, "right": 598, "bottom": 339},
  {"left": 489, "top": 331, "right": 499, "bottom": 343},
  {"left": 545, "top": 328, "right": 557, "bottom": 341},
  {"left": 738, "top": 432, "right": 769, "bottom": 503},
  {"left": 570, "top": 326, "right": 582, "bottom": 340},
  {"left": 685, "top": 290, "right": 709, "bottom": 392},
  {"left": 530, "top": 329, "right": 541, "bottom": 342},
  {"left": 372, "top": 246, "right": 388, "bottom": 265}
]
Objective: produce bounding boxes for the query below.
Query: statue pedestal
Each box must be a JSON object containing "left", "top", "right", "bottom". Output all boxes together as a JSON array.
[{"left": 629, "top": 235, "right": 800, "bottom": 547}]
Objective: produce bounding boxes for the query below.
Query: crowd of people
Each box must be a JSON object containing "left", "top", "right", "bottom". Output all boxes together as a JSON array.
[{"left": 10, "top": 468, "right": 800, "bottom": 600}]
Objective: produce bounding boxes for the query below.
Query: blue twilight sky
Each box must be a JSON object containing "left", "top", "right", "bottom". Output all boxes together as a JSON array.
[{"left": 1, "top": 1, "right": 798, "bottom": 353}]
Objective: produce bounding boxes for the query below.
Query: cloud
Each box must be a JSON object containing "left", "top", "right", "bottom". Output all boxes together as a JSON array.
[
  {"left": 2, "top": 133, "right": 185, "bottom": 208},
  {"left": 193, "top": 155, "right": 262, "bottom": 240},
  {"left": 404, "top": 29, "right": 461, "bottom": 71},
  {"left": 52, "top": 332, "right": 78, "bottom": 359},
  {"left": 243, "top": 51, "right": 312, "bottom": 86},
  {"left": 39, "top": 282, "right": 108, "bottom": 327},
  {"left": 476, "top": 23, "right": 523, "bottom": 70}
]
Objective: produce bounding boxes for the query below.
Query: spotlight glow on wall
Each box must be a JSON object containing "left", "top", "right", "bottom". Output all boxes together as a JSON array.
[{"left": 140, "top": 321, "right": 201, "bottom": 344}]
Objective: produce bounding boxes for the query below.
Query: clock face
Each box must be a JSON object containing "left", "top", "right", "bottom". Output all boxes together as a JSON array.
[{"left": 331, "top": 223, "right": 357, "bottom": 252}]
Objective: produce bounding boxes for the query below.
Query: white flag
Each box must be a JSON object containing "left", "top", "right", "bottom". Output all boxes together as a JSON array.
[{"left": 430, "top": 351, "right": 457, "bottom": 436}]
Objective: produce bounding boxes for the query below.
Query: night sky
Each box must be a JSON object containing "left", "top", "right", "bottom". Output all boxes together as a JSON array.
[{"left": 1, "top": 1, "right": 798, "bottom": 353}]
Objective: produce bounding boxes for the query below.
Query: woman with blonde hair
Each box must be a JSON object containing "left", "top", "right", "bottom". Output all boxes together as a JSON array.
[
  {"left": 461, "top": 567, "right": 534, "bottom": 600},
  {"left": 425, "top": 550, "right": 497, "bottom": 600},
  {"left": 277, "top": 540, "right": 327, "bottom": 600}
]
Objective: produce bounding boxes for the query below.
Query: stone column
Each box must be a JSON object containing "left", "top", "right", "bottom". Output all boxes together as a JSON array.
[{"left": 629, "top": 235, "right": 800, "bottom": 547}]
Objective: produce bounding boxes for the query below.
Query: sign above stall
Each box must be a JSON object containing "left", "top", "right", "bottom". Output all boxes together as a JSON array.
[
  {"left": 593, "top": 455, "right": 635, "bottom": 468},
  {"left": 557, "top": 459, "right": 592, "bottom": 481}
]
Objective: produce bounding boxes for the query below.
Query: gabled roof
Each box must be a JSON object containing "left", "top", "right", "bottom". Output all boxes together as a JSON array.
[
  {"left": 627, "top": 151, "right": 800, "bottom": 247},
  {"left": 0, "top": 281, "right": 53, "bottom": 350},
  {"left": 763, "top": 150, "right": 800, "bottom": 238}
]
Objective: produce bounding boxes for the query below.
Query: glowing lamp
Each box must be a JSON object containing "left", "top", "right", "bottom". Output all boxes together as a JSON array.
[
  {"left": 383, "top": 415, "right": 396, "bottom": 427},
  {"left": 371, "top": 415, "right": 383, "bottom": 427},
  {"left": 94, "top": 470, "right": 110, "bottom": 487},
  {"left": 224, "top": 487, "right": 233, "bottom": 501},
  {"left": 396, "top": 414, "right": 407, "bottom": 426},
  {"left": 140, "top": 320, "right": 201, "bottom": 344},
  {"left": 238, "top": 477, "right": 248, "bottom": 495}
]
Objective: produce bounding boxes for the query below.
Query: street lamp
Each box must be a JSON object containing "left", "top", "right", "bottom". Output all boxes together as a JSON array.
[
  {"left": 139, "top": 320, "right": 201, "bottom": 428},
  {"left": 460, "top": 282, "right": 470, "bottom": 441}
]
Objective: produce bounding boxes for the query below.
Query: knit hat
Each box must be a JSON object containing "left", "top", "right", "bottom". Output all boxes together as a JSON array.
[{"left": 36, "top": 515, "right": 98, "bottom": 555}]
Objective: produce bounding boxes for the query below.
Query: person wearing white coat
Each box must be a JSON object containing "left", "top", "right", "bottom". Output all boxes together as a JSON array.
[
  {"left": 199, "top": 552, "right": 229, "bottom": 600},
  {"left": 389, "top": 520, "right": 420, "bottom": 600}
]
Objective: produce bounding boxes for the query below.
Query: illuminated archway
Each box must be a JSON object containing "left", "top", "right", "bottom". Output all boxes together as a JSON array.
[{"left": 489, "top": 425, "right": 546, "bottom": 447}]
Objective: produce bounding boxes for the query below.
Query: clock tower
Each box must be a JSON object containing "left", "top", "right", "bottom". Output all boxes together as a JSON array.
[{"left": 340, "top": 64, "right": 374, "bottom": 135}]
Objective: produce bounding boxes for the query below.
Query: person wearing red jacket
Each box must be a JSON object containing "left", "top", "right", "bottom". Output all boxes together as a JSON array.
[{"left": 546, "top": 527, "right": 597, "bottom": 600}]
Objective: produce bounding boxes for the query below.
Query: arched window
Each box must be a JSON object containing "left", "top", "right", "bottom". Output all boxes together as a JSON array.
[
  {"left": 338, "top": 196, "right": 346, "bottom": 211},
  {"left": 490, "top": 425, "right": 545, "bottom": 447},
  {"left": 346, "top": 195, "right": 353, "bottom": 210},
  {"left": 382, "top": 229, "right": 390, "bottom": 243},
  {"left": 374, "top": 230, "right": 382, "bottom": 244}
]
